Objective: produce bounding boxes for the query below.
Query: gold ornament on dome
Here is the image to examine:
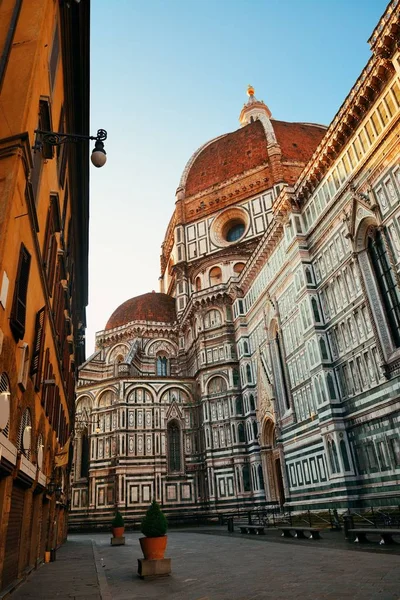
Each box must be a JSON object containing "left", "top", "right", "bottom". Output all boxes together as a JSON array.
[{"left": 247, "top": 84, "right": 255, "bottom": 97}]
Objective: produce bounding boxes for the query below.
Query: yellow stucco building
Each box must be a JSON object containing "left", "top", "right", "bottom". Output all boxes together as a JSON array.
[{"left": 0, "top": 0, "right": 90, "bottom": 592}]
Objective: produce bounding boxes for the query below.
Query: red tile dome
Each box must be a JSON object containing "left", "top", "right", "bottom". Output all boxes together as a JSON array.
[
  {"left": 182, "top": 119, "right": 326, "bottom": 198},
  {"left": 105, "top": 292, "right": 176, "bottom": 330}
]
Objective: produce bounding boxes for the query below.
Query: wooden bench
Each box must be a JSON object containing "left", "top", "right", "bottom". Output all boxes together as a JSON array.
[
  {"left": 239, "top": 525, "right": 265, "bottom": 535},
  {"left": 348, "top": 528, "right": 400, "bottom": 545},
  {"left": 280, "top": 526, "right": 321, "bottom": 540}
]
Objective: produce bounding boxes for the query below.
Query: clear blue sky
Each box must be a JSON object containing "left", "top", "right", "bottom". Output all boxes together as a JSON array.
[{"left": 87, "top": 0, "right": 387, "bottom": 355}]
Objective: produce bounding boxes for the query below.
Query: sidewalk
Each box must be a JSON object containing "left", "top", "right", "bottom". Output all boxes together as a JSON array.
[{"left": 9, "top": 538, "right": 101, "bottom": 600}]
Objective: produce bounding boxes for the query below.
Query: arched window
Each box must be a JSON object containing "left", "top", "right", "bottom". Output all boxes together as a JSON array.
[
  {"left": 305, "top": 267, "right": 313, "bottom": 284},
  {"left": 340, "top": 440, "right": 351, "bottom": 472},
  {"left": 332, "top": 440, "right": 340, "bottom": 472},
  {"left": 252, "top": 420, "right": 258, "bottom": 440},
  {"left": 156, "top": 356, "right": 168, "bottom": 376},
  {"left": 233, "top": 262, "right": 245, "bottom": 275},
  {"left": 327, "top": 373, "right": 336, "bottom": 400},
  {"left": 243, "top": 341, "right": 249, "bottom": 354},
  {"left": 209, "top": 266, "right": 222, "bottom": 287},
  {"left": 233, "top": 369, "right": 240, "bottom": 386},
  {"left": 232, "top": 425, "right": 236, "bottom": 443},
  {"left": 327, "top": 441, "right": 336, "bottom": 473},
  {"left": 319, "top": 338, "right": 329, "bottom": 360},
  {"left": 258, "top": 464, "right": 264, "bottom": 490},
  {"left": 208, "top": 376, "right": 227, "bottom": 395},
  {"left": 242, "top": 464, "right": 251, "bottom": 491},
  {"left": 314, "top": 378, "right": 322, "bottom": 404},
  {"left": 249, "top": 394, "right": 255, "bottom": 411},
  {"left": 246, "top": 364, "right": 252, "bottom": 383},
  {"left": 311, "top": 297, "right": 320, "bottom": 322},
  {"left": 368, "top": 229, "right": 400, "bottom": 347},
  {"left": 235, "top": 397, "right": 243, "bottom": 415},
  {"left": 204, "top": 309, "right": 221, "bottom": 329},
  {"left": 168, "top": 421, "right": 181, "bottom": 472},
  {"left": 238, "top": 422, "right": 245, "bottom": 443},
  {"left": 271, "top": 329, "right": 290, "bottom": 411},
  {"left": 195, "top": 277, "right": 201, "bottom": 292}
]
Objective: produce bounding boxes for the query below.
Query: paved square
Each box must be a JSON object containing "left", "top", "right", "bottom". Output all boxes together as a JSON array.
[{"left": 10, "top": 531, "right": 400, "bottom": 600}]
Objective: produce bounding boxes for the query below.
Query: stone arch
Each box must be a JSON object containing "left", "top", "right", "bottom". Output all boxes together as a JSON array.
[
  {"left": 95, "top": 388, "right": 117, "bottom": 409},
  {"left": 260, "top": 416, "right": 286, "bottom": 505},
  {"left": 205, "top": 374, "right": 228, "bottom": 395},
  {"left": 105, "top": 342, "right": 130, "bottom": 364},
  {"left": 159, "top": 385, "right": 191, "bottom": 405},
  {"left": 126, "top": 386, "right": 155, "bottom": 404},
  {"left": 146, "top": 338, "right": 178, "bottom": 357},
  {"left": 354, "top": 215, "right": 378, "bottom": 253}
]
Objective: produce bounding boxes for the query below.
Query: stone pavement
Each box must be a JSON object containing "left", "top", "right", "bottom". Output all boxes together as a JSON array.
[
  {"left": 8, "top": 530, "right": 400, "bottom": 600},
  {"left": 9, "top": 537, "right": 100, "bottom": 599}
]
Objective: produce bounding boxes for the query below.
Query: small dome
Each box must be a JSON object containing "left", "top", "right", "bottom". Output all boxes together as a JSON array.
[{"left": 105, "top": 292, "right": 176, "bottom": 330}]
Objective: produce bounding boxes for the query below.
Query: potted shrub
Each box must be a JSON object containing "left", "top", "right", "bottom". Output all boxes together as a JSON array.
[
  {"left": 112, "top": 510, "right": 125, "bottom": 538},
  {"left": 140, "top": 500, "right": 168, "bottom": 560}
]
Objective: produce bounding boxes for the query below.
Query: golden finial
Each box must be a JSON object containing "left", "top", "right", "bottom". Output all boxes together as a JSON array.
[{"left": 247, "top": 84, "right": 255, "bottom": 97}]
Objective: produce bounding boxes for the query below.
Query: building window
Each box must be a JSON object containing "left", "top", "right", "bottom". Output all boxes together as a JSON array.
[
  {"left": 238, "top": 422, "right": 245, "bottom": 443},
  {"left": 10, "top": 244, "right": 31, "bottom": 341},
  {"left": 195, "top": 277, "right": 201, "bottom": 291},
  {"left": 204, "top": 309, "right": 221, "bottom": 328},
  {"left": 242, "top": 464, "right": 251, "bottom": 491},
  {"left": 227, "top": 223, "right": 245, "bottom": 242},
  {"left": 236, "top": 397, "right": 243, "bottom": 415},
  {"left": 30, "top": 307, "right": 46, "bottom": 390},
  {"left": 209, "top": 266, "right": 222, "bottom": 287},
  {"left": 156, "top": 356, "right": 168, "bottom": 376},
  {"left": 258, "top": 464, "right": 264, "bottom": 490},
  {"left": 168, "top": 421, "right": 181, "bottom": 472},
  {"left": 43, "top": 195, "right": 60, "bottom": 294},
  {"left": 368, "top": 229, "right": 400, "bottom": 347},
  {"left": 340, "top": 440, "right": 351, "bottom": 472},
  {"left": 249, "top": 394, "right": 255, "bottom": 411}
]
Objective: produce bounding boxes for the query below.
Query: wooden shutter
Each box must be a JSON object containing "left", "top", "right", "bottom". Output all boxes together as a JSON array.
[
  {"left": 41, "top": 349, "right": 50, "bottom": 406},
  {"left": 31, "top": 307, "right": 46, "bottom": 390},
  {"left": 10, "top": 245, "right": 31, "bottom": 341}
]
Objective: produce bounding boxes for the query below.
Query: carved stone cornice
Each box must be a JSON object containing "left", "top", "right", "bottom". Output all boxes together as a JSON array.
[{"left": 96, "top": 322, "right": 178, "bottom": 347}]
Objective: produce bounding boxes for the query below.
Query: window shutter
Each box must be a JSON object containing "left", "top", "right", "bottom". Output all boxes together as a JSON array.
[
  {"left": 31, "top": 307, "right": 46, "bottom": 389},
  {"left": 10, "top": 245, "right": 31, "bottom": 340},
  {"left": 41, "top": 348, "right": 50, "bottom": 406}
]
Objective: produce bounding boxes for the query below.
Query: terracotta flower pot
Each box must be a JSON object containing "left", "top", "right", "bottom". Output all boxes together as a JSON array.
[
  {"left": 112, "top": 526, "right": 125, "bottom": 538},
  {"left": 139, "top": 535, "right": 167, "bottom": 560}
]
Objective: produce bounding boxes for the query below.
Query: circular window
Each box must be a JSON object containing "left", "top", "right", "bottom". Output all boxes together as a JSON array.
[
  {"left": 210, "top": 207, "right": 249, "bottom": 248},
  {"left": 226, "top": 222, "right": 245, "bottom": 242}
]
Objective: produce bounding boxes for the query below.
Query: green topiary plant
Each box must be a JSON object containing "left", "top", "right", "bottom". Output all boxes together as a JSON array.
[
  {"left": 141, "top": 500, "right": 168, "bottom": 537},
  {"left": 112, "top": 510, "right": 125, "bottom": 528}
]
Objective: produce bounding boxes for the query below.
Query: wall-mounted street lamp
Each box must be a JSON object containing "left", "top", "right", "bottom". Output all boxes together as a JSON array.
[{"left": 33, "top": 128, "right": 108, "bottom": 168}]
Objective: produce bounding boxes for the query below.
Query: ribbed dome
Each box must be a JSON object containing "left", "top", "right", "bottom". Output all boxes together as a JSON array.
[
  {"left": 105, "top": 292, "right": 176, "bottom": 330},
  {"left": 183, "top": 119, "right": 326, "bottom": 198}
]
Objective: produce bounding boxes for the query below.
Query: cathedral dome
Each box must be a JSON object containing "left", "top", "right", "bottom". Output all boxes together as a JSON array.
[
  {"left": 179, "top": 86, "right": 326, "bottom": 199},
  {"left": 105, "top": 292, "right": 176, "bottom": 330}
]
